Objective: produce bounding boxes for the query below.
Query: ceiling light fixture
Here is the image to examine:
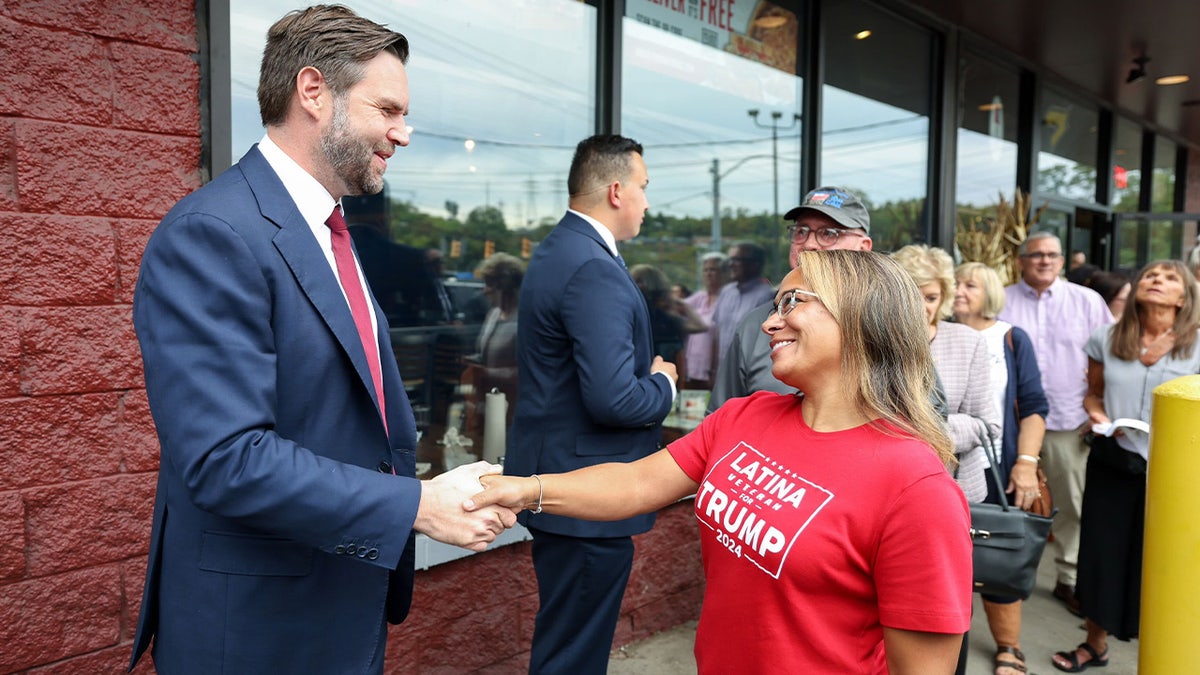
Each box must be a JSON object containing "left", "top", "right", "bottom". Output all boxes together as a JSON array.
[
  {"left": 855, "top": 30, "right": 872, "bottom": 40},
  {"left": 1156, "top": 74, "right": 1190, "bottom": 86},
  {"left": 1126, "top": 56, "right": 1150, "bottom": 84}
]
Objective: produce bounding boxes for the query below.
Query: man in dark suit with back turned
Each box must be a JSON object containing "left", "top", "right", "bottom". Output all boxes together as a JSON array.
[
  {"left": 129, "top": 6, "right": 515, "bottom": 674},
  {"left": 504, "top": 134, "right": 678, "bottom": 674}
]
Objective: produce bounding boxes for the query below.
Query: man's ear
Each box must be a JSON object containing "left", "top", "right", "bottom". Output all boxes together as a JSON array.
[
  {"left": 605, "top": 181, "right": 622, "bottom": 209},
  {"left": 295, "top": 66, "right": 327, "bottom": 120}
]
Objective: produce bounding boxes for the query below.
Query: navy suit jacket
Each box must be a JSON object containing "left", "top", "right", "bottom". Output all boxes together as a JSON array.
[
  {"left": 130, "top": 146, "right": 420, "bottom": 674},
  {"left": 505, "top": 212, "right": 673, "bottom": 538}
]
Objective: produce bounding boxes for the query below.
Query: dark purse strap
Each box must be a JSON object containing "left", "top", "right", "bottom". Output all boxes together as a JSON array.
[{"left": 977, "top": 426, "right": 1011, "bottom": 513}]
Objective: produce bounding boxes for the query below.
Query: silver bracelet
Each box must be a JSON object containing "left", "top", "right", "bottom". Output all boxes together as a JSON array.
[
  {"left": 1016, "top": 454, "right": 1040, "bottom": 465},
  {"left": 530, "top": 474, "right": 544, "bottom": 514}
]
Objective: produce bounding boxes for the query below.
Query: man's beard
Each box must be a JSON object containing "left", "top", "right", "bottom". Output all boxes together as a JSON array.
[{"left": 319, "top": 96, "right": 384, "bottom": 196}]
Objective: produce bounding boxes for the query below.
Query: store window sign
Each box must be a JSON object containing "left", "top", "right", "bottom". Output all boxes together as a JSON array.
[
  {"left": 1114, "top": 165, "right": 1128, "bottom": 189},
  {"left": 628, "top": 0, "right": 799, "bottom": 75}
]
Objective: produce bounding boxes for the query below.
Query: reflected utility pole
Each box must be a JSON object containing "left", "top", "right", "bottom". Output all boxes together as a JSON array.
[
  {"left": 710, "top": 154, "right": 771, "bottom": 253},
  {"left": 748, "top": 109, "right": 801, "bottom": 280}
]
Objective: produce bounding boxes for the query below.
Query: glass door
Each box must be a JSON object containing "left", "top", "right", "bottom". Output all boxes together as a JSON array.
[{"left": 1111, "top": 212, "right": 1200, "bottom": 272}]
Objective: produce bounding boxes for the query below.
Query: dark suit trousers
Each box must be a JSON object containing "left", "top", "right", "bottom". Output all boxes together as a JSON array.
[{"left": 528, "top": 528, "right": 635, "bottom": 675}]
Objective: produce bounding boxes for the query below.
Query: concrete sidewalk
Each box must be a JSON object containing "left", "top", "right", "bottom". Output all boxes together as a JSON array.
[{"left": 607, "top": 546, "right": 1139, "bottom": 674}]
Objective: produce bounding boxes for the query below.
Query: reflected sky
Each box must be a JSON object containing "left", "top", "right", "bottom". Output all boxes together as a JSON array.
[{"left": 226, "top": 0, "right": 986, "bottom": 228}]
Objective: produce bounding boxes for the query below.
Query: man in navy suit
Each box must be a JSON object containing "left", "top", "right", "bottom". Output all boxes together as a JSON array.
[
  {"left": 129, "top": 6, "right": 515, "bottom": 674},
  {"left": 504, "top": 135, "right": 678, "bottom": 674}
]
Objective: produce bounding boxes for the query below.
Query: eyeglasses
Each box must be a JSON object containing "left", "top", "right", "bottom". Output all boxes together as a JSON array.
[
  {"left": 768, "top": 288, "right": 821, "bottom": 317},
  {"left": 1019, "top": 252, "right": 1062, "bottom": 261},
  {"left": 788, "top": 225, "right": 861, "bottom": 247}
]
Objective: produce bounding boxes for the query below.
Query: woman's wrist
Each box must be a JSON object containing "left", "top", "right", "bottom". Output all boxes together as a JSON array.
[
  {"left": 1016, "top": 454, "right": 1040, "bottom": 465},
  {"left": 528, "top": 475, "right": 544, "bottom": 513}
]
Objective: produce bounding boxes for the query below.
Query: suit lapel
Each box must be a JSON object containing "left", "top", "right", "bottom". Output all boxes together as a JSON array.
[{"left": 240, "top": 148, "right": 388, "bottom": 424}]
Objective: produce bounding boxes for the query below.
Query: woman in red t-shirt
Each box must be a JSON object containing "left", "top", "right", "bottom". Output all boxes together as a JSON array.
[{"left": 469, "top": 250, "right": 972, "bottom": 674}]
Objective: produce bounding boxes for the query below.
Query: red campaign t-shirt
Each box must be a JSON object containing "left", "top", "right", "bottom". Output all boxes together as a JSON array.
[{"left": 667, "top": 392, "right": 972, "bottom": 674}]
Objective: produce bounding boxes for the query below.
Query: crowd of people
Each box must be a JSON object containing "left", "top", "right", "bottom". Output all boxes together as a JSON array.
[{"left": 128, "top": 5, "right": 1198, "bottom": 674}]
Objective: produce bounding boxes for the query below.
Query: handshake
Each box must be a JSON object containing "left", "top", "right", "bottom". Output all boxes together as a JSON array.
[{"left": 413, "top": 461, "right": 525, "bottom": 552}]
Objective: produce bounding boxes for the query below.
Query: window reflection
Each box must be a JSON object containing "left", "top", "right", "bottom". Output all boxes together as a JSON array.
[
  {"left": 228, "top": 0, "right": 595, "bottom": 476},
  {"left": 1111, "top": 118, "right": 1142, "bottom": 211},
  {"left": 822, "top": 0, "right": 933, "bottom": 250},
  {"left": 1036, "top": 86, "right": 1098, "bottom": 202},
  {"left": 1152, "top": 135, "right": 1177, "bottom": 213},
  {"left": 621, "top": 2, "right": 804, "bottom": 284},
  {"left": 955, "top": 52, "right": 1020, "bottom": 238}
]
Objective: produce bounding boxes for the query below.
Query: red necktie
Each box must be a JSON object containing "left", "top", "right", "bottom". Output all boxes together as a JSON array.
[{"left": 326, "top": 205, "right": 387, "bottom": 431}]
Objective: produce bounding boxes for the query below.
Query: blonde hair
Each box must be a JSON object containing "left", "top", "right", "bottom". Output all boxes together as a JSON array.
[
  {"left": 891, "top": 244, "right": 956, "bottom": 322},
  {"left": 795, "top": 250, "right": 955, "bottom": 466},
  {"left": 954, "top": 262, "right": 1006, "bottom": 320}
]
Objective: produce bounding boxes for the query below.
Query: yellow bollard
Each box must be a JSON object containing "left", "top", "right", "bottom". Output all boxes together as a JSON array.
[{"left": 1140, "top": 374, "right": 1200, "bottom": 673}]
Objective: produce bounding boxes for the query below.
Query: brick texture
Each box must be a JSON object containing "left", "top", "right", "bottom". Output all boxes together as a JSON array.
[
  {"left": 0, "top": 7, "right": 190, "bottom": 656},
  {"left": 0, "top": 213, "right": 118, "bottom": 307},
  {"left": 0, "top": 307, "right": 19, "bottom": 398},
  {"left": 0, "top": 565, "right": 123, "bottom": 673},
  {"left": 24, "top": 475, "right": 156, "bottom": 577},
  {"left": 0, "top": 16, "right": 113, "bottom": 127},
  {"left": 389, "top": 502, "right": 703, "bottom": 672},
  {"left": 0, "top": 393, "right": 124, "bottom": 491},
  {"left": 19, "top": 305, "right": 143, "bottom": 396},
  {"left": 0, "top": 2, "right": 708, "bottom": 672},
  {"left": 6, "top": 0, "right": 196, "bottom": 52},
  {"left": 0, "top": 118, "right": 16, "bottom": 211},
  {"left": 0, "top": 492, "right": 26, "bottom": 582},
  {"left": 16, "top": 120, "right": 201, "bottom": 219}
]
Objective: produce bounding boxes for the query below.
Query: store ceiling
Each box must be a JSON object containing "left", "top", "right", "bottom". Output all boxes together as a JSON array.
[{"left": 907, "top": 0, "right": 1200, "bottom": 149}]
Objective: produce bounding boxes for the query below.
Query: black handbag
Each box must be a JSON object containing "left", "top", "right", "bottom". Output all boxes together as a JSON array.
[{"left": 969, "top": 429, "right": 1057, "bottom": 599}]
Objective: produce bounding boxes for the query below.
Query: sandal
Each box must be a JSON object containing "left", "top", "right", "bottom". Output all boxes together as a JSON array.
[
  {"left": 994, "top": 646, "right": 1027, "bottom": 674},
  {"left": 1051, "top": 642, "right": 1108, "bottom": 672}
]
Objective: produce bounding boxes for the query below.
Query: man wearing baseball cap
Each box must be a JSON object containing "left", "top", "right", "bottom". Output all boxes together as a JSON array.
[{"left": 707, "top": 186, "right": 873, "bottom": 411}]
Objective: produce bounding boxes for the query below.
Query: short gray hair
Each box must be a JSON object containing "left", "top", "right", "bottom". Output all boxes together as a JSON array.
[
  {"left": 700, "top": 251, "right": 729, "bottom": 271},
  {"left": 1018, "top": 231, "right": 1062, "bottom": 256}
]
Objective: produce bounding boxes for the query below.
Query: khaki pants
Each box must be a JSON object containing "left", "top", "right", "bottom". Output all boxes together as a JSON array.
[{"left": 1042, "top": 429, "right": 1090, "bottom": 586}]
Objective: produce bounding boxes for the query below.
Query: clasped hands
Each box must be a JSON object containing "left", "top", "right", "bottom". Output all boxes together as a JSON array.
[
  {"left": 415, "top": 461, "right": 519, "bottom": 552},
  {"left": 415, "top": 461, "right": 554, "bottom": 552}
]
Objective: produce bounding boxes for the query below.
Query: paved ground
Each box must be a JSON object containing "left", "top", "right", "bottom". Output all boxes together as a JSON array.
[{"left": 607, "top": 546, "right": 1139, "bottom": 674}]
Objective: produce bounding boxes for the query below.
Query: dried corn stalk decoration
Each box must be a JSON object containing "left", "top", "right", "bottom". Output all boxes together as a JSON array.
[{"left": 955, "top": 189, "right": 1048, "bottom": 286}]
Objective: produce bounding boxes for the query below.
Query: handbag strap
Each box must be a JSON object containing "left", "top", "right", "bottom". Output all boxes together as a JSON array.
[{"left": 977, "top": 425, "right": 1012, "bottom": 512}]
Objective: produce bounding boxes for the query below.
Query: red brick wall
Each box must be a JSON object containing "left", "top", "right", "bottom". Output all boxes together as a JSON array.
[
  {"left": 0, "top": 1, "right": 200, "bottom": 672},
  {"left": 0, "top": 4, "right": 703, "bottom": 673},
  {"left": 389, "top": 503, "right": 704, "bottom": 673}
]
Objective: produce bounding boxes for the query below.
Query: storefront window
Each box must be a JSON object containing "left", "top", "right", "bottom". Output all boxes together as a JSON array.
[
  {"left": 954, "top": 52, "right": 1019, "bottom": 242},
  {"left": 1110, "top": 118, "right": 1142, "bottom": 212},
  {"left": 821, "top": 0, "right": 934, "bottom": 250},
  {"left": 1036, "top": 86, "right": 1098, "bottom": 203},
  {"left": 1148, "top": 219, "right": 1181, "bottom": 261},
  {"left": 621, "top": 0, "right": 805, "bottom": 284},
  {"left": 1152, "top": 135, "right": 1178, "bottom": 213},
  {"left": 227, "top": 0, "right": 595, "bottom": 478}
]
